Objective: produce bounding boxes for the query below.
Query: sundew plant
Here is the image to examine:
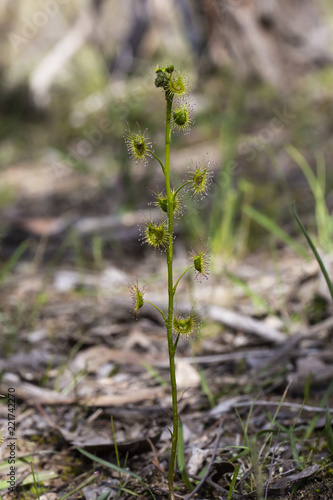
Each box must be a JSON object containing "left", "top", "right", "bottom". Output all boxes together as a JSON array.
[{"left": 125, "top": 64, "right": 212, "bottom": 499}]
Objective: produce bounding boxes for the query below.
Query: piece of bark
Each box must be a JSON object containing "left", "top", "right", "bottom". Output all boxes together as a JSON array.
[{"left": 0, "top": 379, "right": 75, "bottom": 405}]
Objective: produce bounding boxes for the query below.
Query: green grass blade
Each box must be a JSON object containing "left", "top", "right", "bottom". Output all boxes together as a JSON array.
[
  {"left": 286, "top": 145, "right": 317, "bottom": 195},
  {"left": 110, "top": 416, "right": 120, "bottom": 469},
  {"left": 287, "top": 145, "right": 331, "bottom": 249},
  {"left": 314, "top": 152, "right": 330, "bottom": 248},
  {"left": 141, "top": 360, "right": 168, "bottom": 387},
  {"left": 76, "top": 447, "right": 156, "bottom": 500},
  {"left": 325, "top": 407, "right": 333, "bottom": 455},
  {"left": 92, "top": 235, "right": 104, "bottom": 268},
  {"left": 228, "top": 446, "right": 251, "bottom": 461},
  {"left": 271, "top": 383, "right": 291, "bottom": 426},
  {"left": 0, "top": 469, "right": 58, "bottom": 490},
  {"left": 226, "top": 271, "right": 273, "bottom": 315},
  {"left": 289, "top": 431, "right": 303, "bottom": 470},
  {"left": 30, "top": 463, "right": 41, "bottom": 500},
  {"left": 198, "top": 368, "right": 215, "bottom": 409},
  {"left": 58, "top": 472, "right": 99, "bottom": 500},
  {"left": 304, "top": 372, "right": 312, "bottom": 404},
  {"left": 0, "top": 240, "right": 28, "bottom": 284},
  {"left": 76, "top": 447, "right": 141, "bottom": 480},
  {"left": 227, "top": 464, "right": 239, "bottom": 500},
  {"left": 242, "top": 204, "right": 308, "bottom": 258},
  {"left": 292, "top": 205, "right": 333, "bottom": 301},
  {"left": 304, "top": 379, "right": 333, "bottom": 440},
  {"left": 177, "top": 417, "right": 193, "bottom": 491},
  {"left": 97, "top": 489, "right": 140, "bottom": 499},
  {"left": 96, "top": 493, "right": 111, "bottom": 500},
  {"left": 215, "top": 188, "right": 239, "bottom": 256}
]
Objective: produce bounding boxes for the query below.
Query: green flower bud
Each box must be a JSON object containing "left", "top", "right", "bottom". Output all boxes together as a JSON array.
[
  {"left": 155, "top": 66, "right": 190, "bottom": 100},
  {"left": 174, "top": 108, "right": 187, "bottom": 127},
  {"left": 154, "top": 68, "right": 169, "bottom": 90},
  {"left": 172, "top": 99, "right": 193, "bottom": 133}
]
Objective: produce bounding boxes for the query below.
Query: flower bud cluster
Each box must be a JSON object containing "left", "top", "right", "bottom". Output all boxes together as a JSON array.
[
  {"left": 172, "top": 98, "right": 194, "bottom": 134},
  {"left": 154, "top": 65, "right": 192, "bottom": 132},
  {"left": 154, "top": 65, "right": 175, "bottom": 92}
]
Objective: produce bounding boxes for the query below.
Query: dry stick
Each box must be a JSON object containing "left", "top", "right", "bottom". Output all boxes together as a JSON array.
[
  {"left": 254, "top": 314, "right": 333, "bottom": 371},
  {"left": 181, "top": 349, "right": 274, "bottom": 365},
  {"left": 180, "top": 418, "right": 224, "bottom": 500},
  {"left": 234, "top": 400, "right": 333, "bottom": 413},
  {"left": 35, "top": 402, "right": 75, "bottom": 441},
  {"left": 205, "top": 476, "right": 244, "bottom": 499},
  {"left": 147, "top": 437, "right": 166, "bottom": 475},
  {"left": 187, "top": 314, "right": 333, "bottom": 374},
  {"left": 208, "top": 305, "right": 285, "bottom": 343},
  {"left": 183, "top": 312, "right": 333, "bottom": 367},
  {"left": 187, "top": 475, "right": 244, "bottom": 499}
]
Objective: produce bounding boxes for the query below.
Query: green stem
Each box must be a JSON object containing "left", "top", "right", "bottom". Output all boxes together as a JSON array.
[
  {"left": 149, "top": 150, "right": 165, "bottom": 173},
  {"left": 144, "top": 301, "right": 167, "bottom": 323},
  {"left": 164, "top": 96, "right": 178, "bottom": 500},
  {"left": 173, "top": 266, "right": 193, "bottom": 295},
  {"left": 174, "top": 180, "right": 191, "bottom": 196}
]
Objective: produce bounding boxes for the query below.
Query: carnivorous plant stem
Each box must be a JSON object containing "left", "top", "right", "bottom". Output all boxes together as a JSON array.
[
  {"left": 149, "top": 150, "right": 165, "bottom": 173},
  {"left": 165, "top": 96, "right": 178, "bottom": 500}
]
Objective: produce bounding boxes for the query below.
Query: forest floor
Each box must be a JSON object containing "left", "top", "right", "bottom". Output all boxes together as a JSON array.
[{"left": 1, "top": 158, "right": 333, "bottom": 500}]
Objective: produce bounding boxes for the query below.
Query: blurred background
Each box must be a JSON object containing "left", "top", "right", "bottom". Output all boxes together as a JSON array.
[{"left": 1, "top": 0, "right": 333, "bottom": 266}]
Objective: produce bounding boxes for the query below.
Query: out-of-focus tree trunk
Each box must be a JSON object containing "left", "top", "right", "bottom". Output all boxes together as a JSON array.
[
  {"left": 215, "top": 0, "right": 332, "bottom": 87},
  {"left": 2, "top": 0, "right": 331, "bottom": 106},
  {"left": 28, "top": 0, "right": 106, "bottom": 107}
]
